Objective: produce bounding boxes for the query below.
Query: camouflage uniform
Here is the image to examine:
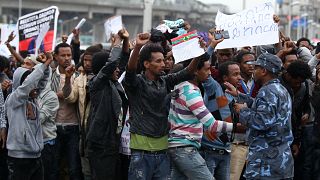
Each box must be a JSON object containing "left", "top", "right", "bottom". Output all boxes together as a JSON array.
[{"left": 240, "top": 53, "right": 294, "bottom": 179}]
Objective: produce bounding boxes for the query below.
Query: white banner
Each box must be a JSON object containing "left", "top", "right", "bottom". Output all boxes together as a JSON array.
[{"left": 215, "top": 2, "right": 279, "bottom": 49}]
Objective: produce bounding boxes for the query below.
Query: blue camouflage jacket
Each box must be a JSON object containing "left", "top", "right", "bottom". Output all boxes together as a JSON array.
[{"left": 239, "top": 79, "right": 294, "bottom": 179}]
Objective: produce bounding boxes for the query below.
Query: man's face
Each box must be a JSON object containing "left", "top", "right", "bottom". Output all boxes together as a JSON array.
[
  {"left": 144, "top": 52, "right": 165, "bottom": 76},
  {"left": 240, "top": 54, "right": 255, "bottom": 77},
  {"left": 196, "top": 60, "right": 211, "bottom": 82},
  {"left": 29, "top": 89, "right": 39, "bottom": 98},
  {"left": 55, "top": 47, "right": 72, "bottom": 69},
  {"left": 223, "top": 64, "right": 242, "bottom": 87},
  {"left": 83, "top": 54, "right": 92, "bottom": 73},
  {"left": 283, "top": 54, "right": 298, "bottom": 70},
  {"left": 299, "top": 40, "right": 310, "bottom": 49},
  {"left": 111, "top": 67, "right": 120, "bottom": 81},
  {"left": 62, "top": 35, "right": 68, "bottom": 43},
  {"left": 216, "top": 49, "right": 234, "bottom": 64},
  {"left": 22, "top": 59, "right": 35, "bottom": 70},
  {"left": 287, "top": 75, "right": 304, "bottom": 91},
  {"left": 253, "top": 65, "right": 264, "bottom": 84},
  {"left": 164, "top": 56, "right": 174, "bottom": 72}
]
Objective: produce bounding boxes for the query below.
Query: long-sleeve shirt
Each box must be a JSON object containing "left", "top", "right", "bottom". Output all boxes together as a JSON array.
[
  {"left": 201, "top": 76, "right": 233, "bottom": 150},
  {"left": 239, "top": 78, "right": 294, "bottom": 179},
  {"left": 168, "top": 81, "right": 232, "bottom": 148}
]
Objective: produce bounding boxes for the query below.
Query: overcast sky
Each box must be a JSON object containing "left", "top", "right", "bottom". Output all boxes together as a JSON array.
[{"left": 198, "top": 0, "right": 276, "bottom": 13}]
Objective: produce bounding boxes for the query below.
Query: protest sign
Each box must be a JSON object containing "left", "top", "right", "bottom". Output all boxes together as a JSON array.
[
  {"left": 0, "top": 24, "right": 19, "bottom": 47},
  {"left": 171, "top": 30, "right": 205, "bottom": 64},
  {"left": 66, "top": 18, "right": 86, "bottom": 45},
  {"left": 0, "top": 24, "right": 19, "bottom": 57},
  {"left": 0, "top": 45, "right": 11, "bottom": 58},
  {"left": 17, "top": 6, "right": 59, "bottom": 55},
  {"left": 104, "top": 16, "right": 123, "bottom": 41},
  {"left": 35, "top": 23, "right": 50, "bottom": 56},
  {"left": 215, "top": 2, "right": 279, "bottom": 49}
]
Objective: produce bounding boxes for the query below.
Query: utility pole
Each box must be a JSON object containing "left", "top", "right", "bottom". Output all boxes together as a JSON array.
[{"left": 143, "top": 0, "right": 154, "bottom": 32}]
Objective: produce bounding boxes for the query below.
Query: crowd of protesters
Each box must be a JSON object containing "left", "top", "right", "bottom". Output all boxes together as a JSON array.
[{"left": 0, "top": 14, "right": 320, "bottom": 180}]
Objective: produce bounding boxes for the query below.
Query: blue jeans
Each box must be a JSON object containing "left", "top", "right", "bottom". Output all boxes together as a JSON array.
[
  {"left": 169, "top": 146, "right": 213, "bottom": 180},
  {"left": 53, "top": 125, "right": 82, "bottom": 180},
  {"left": 200, "top": 148, "right": 231, "bottom": 180},
  {"left": 128, "top": 150, "right": 170, "bottom": 180}
]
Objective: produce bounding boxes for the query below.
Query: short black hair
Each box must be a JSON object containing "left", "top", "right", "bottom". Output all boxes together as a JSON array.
[
  {"left": 0, "top": 55, "right": 10, "bottom": 72},
  {"left": 235, "top": 50, "right": 255, "bottom": 63},
  {"left": 287, "top": 60, "right": 312, "bottom": 80},
  {"left": 196, "top": 52, "right": 210, "bottom": 70},
  {"left": 139, "top": 43, "right": 164, "bottom": 71},
  {"left": 54, "top": 43, "right": 72, "bottom": 55},
  {"left": 297, "top": 37, "right": 311, "bottom": 47},
  {"left": 92, "top": 51, "right": 110, "bottom": 75},
  {"left": 218, "top": 61, "right": 239, "bottom": 78}
]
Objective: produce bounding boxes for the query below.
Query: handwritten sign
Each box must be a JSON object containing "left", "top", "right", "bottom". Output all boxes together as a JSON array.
[
  {"left": 171, "top": 30, "right": 205, "bottom": 64},
  {"left": 215, "top": 2, "right": 279, "bottom": 49},
  {"left": 17, "top": 6, "right": 59, "bottom": 55},
  {"left": 104, "top": 16, "right": 123, "bottom": 41}
]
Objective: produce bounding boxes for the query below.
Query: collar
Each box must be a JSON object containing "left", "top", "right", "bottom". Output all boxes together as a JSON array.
[{"left": 265, "top": 78, "right": 280, "bottom": 86}]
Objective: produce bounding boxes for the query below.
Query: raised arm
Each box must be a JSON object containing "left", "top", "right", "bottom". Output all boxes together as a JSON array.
[
  {"left": 5, "top": 31, "right": 24, "bottom": 63},
  {"left": 126, "top": 33, "right": 150, "bottom": 72}
]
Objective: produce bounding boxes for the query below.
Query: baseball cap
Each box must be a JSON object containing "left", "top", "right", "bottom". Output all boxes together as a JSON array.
[{"left": 248, "top": 53, "right": 282, "bottom": 74}]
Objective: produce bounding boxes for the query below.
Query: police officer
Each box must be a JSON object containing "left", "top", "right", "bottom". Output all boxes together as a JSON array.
[{"left": 227, "top": 53, "right": 294, "bottom": 179}]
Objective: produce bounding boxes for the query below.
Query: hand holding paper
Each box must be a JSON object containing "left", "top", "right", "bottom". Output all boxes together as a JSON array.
[
  {"left": 104, "top": 16, "right": 123, "bottom": 41},
  {"left": 171, "top": 30, "right": 205, "bottom": 64},
  {"left": 66, "top": 18, "right": 86, "bottom": 44}
]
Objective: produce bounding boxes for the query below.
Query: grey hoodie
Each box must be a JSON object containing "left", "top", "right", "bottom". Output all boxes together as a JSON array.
[
  {"left": 5, "top": 64, "right": 49, "bottom": 158},
  {"left": 38, "top": 67, "right": 59, "bottom": 142}
]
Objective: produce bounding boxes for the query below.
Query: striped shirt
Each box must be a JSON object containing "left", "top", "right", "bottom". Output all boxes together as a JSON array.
[{"left": 168, "top": 81, "right": 233, "bottom": 148}]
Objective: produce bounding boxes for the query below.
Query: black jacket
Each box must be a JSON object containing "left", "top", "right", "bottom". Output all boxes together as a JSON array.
[
  {"left": 311, "top": 84, "right": 320, "bottom": 142},
  {"left": 86, "top": 47, "right": 128, "bottom": 154},
  {"left": 279, "top": 75, "right": 311, "bottom": 145}
]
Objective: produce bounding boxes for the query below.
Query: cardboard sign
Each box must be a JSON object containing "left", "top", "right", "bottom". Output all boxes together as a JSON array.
[
  {"left": 17, "top": 6, "right": 59, "bottom": 55},
  {"left": 215, "top": 2, "right": 279, "bottom": 49},
  {"left": 171, "top": 30, "right": 205, "bottom": 64}
]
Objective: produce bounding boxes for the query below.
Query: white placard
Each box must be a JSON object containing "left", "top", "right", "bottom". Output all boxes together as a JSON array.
[
  {"left": 0, "top": 44, "right": 11, "bottom": 58},
  {"left": 104, "top": 16, "right": 123, "bottom": 41},
  {"left": 172, "top": 32, "right": 205, "bottom": 64},
  {"left": 35, "top": 23, "right": 50, "bottom": 56},
  {"left": 0, "top": 24, "right": 19, "bottom": 46},
  {"left": 66, "top": 18, "right": 86, "bottom": 45},
  {"left": 215, "top": 2, "right": 279, "bottom": 49}
]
